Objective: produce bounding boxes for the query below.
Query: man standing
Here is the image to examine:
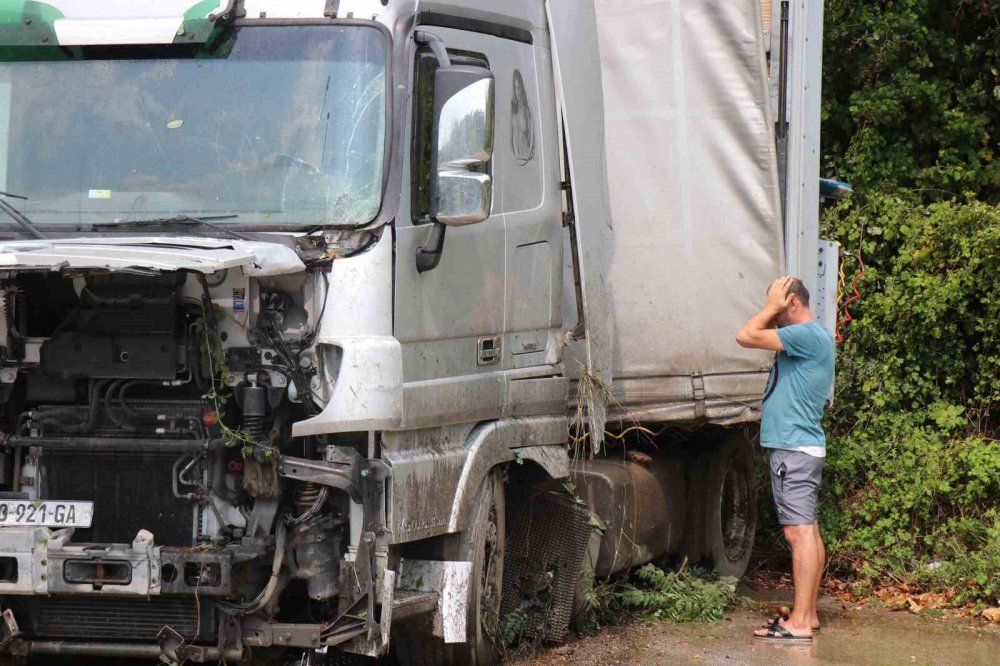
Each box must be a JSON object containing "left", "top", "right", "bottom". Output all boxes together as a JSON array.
[{"left": 737, "top": 276, "right": 835, "bottom": 642}]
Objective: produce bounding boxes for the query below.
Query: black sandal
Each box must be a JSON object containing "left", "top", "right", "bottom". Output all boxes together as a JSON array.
[{"left": 755, "top": 621, "right": 813, "bottom": 642}]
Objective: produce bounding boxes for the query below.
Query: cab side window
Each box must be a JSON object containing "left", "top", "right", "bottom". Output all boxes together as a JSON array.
[{"left": 410, "top": 49, "right": 490, "bottom": 224}]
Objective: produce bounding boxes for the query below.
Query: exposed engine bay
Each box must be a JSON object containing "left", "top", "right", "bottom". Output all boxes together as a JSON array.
[{"left": 0, "top": 259, "right": 364, "bottom": 656}]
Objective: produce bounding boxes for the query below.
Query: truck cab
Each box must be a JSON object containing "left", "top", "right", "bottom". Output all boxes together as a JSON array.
[{"left": 0, "top": 1, "right": 828, "bottom": 664}]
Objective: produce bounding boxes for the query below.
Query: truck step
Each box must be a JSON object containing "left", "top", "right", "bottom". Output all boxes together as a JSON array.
[{"left": 391, "top": 590, "right": 439, "bottom": 621}]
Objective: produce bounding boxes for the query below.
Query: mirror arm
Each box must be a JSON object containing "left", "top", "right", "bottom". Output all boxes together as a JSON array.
[
  {"left": 414, "top": 31, "right": 453, "bottom": 274},
  {"left": 416, "top": 223, "right": 447, "bottom": 273},
  {"left": 415, "top": 31, "right": 451, "bottom": 68}
]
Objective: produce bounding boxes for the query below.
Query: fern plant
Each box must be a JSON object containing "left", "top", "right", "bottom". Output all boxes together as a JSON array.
[{"left": 614, "top": 564, "right": 739, "bottom": 623}]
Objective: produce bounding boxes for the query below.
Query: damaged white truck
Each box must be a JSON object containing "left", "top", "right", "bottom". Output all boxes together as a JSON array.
[{"left": 0, "top": 0, "right": 832, "bottom": 664}]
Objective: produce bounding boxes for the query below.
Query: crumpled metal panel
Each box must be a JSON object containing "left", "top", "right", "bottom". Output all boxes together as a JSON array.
[{"left": 0, "top": 236, "right": 305, "bottom": 275}]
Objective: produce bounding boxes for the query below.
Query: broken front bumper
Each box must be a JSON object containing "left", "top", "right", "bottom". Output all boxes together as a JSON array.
[
  {"left": 0, "top": 524, "right": 466, "bottom": 663},
  {"left": 0, "top": 527, "right": 233, "bottom": 596}
]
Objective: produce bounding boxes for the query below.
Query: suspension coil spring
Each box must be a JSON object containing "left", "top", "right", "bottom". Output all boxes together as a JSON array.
[
  {"left": 296, "top": 482, "right": 323, "bottom": 514},
  {"left": 242, "top": 414, "right": 267, "bottom": 440}
]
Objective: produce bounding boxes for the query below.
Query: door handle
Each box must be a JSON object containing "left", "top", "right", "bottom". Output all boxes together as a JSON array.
[{"left": 477, "top": 336, "right": 500, "bottom": 366}]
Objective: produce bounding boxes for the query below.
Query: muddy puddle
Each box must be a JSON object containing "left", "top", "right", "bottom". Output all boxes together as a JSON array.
[{"left": 514, "top": 587, "right": 1000, "bottom": 666}]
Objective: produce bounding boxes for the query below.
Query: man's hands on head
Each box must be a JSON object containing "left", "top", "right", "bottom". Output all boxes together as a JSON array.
[
  {"left": 736, "top": 275, "right": 792, "bottom": 352},
  {"left": 766, "top": 276, "right": 795, "bottom": 314}
]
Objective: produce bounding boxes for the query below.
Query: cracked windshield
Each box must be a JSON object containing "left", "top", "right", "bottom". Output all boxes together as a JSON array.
[{"left": 0, "top": 24, "right": 386, "bottom": 228}]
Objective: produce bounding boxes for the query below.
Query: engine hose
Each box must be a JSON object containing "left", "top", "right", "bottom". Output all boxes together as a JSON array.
[
  {"left": 836, "top": 252, "right": 867, "bottom": 344},
  {"left": 118, "top": 380, "right": 139, "bottom": 418},
  {"left": 85, "top": 379, "right": 109, "bottom": 431},
  {"left": 31, "top": 406, "right": 87, "bottom": 417},
  {"left": 188, "top": 322, "right": 210, "bottom": 393},
  {"left": 104, "top": 380, "right": 136, "bottom": 431},
  {"left": 118, "top": 380, "right": 164, "bottom": 420},
  {"left": 39, "top": 379, "right": 109, "bottom": 434}
]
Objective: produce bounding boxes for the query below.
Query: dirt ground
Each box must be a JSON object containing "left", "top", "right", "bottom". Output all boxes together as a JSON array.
[{"left": 512, "top": 586, "right": 1000, "bottom": 666}]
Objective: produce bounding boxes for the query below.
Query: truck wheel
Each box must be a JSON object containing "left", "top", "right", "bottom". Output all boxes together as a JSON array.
[
  {"left": 446, "top": 467, "right": 506, "bottom": 665},
  {"left": 704, "top": 434, "right": 756, "bottom": 578}
]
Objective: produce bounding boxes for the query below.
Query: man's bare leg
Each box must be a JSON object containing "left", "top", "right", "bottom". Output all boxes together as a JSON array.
[
  {"left": 760, "top": 524, "right": 823, "bottom": 631},
  {"left": 811, "top": 523, "right": 825, "bottom": 629},
  {"left": 754, "top": 524, "right": 817, "bottom": 637}
]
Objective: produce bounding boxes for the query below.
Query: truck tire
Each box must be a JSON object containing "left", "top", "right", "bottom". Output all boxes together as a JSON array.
[
  {"left": 704, "top": 433, "right": 756, "bottom": 578},
  {"left": 445, "top": 467, "right": 506, "bottom": 665},
  {"left": 678, "top": 450, "right": 710, "bottom": 566}
]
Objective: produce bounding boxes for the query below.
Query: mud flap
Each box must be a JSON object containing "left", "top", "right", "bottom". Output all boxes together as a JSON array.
[{"left": 500, "top": 490, "right": 592, "bottom": 642}]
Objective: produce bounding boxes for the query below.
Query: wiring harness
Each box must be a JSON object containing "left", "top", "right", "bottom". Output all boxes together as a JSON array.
[{"left": 836, "top": 250, "right": 866, "bottom": 344}]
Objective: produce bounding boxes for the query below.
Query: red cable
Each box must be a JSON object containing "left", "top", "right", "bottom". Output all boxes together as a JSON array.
[{"left": 836, "top": 253, "right": 866, "bottom": 344}]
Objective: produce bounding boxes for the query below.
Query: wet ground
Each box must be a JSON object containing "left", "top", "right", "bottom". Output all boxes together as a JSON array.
[{"left": 513, "top": 587, "right": 1000, "bottom": 666}]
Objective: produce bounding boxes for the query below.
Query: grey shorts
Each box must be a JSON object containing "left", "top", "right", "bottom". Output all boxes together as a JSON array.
[{"left": 768, "top": 448, "right": 824, "bottom": 525}]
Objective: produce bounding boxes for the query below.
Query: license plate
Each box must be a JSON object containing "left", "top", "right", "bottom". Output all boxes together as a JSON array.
[{"left": 0, "top": 500, "right": 93, "bottom": 528}]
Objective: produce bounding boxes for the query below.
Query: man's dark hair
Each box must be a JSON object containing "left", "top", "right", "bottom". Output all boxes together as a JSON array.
[{"left": 787, "top": 278, "right": 810, "bottom": 307}]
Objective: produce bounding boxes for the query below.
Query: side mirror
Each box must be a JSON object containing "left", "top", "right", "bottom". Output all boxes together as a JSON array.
[
  {"left": 431, "top": 66, "right": 495, "bottom": 226},
  {"left": 413, "top": 31, "right": 495, "bottom": 273}
]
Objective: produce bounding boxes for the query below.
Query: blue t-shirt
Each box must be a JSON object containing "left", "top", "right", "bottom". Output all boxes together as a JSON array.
[{"left": 760, "top": 321, "right": 835, "bottom": 449}]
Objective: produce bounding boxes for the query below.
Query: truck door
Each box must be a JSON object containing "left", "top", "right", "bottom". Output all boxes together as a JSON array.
[
  {"left": 498, "top": 35, "right": 563, "bottom": 372},
  {"left": 395, "top": 25, "right": 563, "bottom": 427},
  {"left": 394, "top": 29, "right": 506, "bottom": 428}
]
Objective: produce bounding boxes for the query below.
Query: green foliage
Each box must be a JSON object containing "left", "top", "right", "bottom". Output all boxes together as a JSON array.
[
  {"left": 823, "top": 0, "right": 1000, "bottom": 200},
  {"left": 617, "top": 565, "right": 739, "bottom": 622},
  {"left": 196, "top": 304, "right": 266, "bottom": 457},
  {"left": 498, "top": 608, "right": 529, "bottom": 649},
  {"left": 818, "top": 185, "right": 1000, "bottom": 602},
  {"left": 492, "top": 583, "right": 555, "bottom": 660},
  {"left": 921, "top": 514, "right": 1000, "bottom": 604},
  {"left": 585, "top": 564, "right": 739, "bottom": 630},
  {"left": 807, "top": 0, "right": 1000, "bottom": 605}
]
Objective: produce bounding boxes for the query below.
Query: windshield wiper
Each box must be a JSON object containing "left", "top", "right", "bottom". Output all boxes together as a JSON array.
[
  {"left": 94, "top": 214, "right": 252, "bottom": 241},
  {"left": 0, "top": 192, "right": 45, "bottom": 239}
]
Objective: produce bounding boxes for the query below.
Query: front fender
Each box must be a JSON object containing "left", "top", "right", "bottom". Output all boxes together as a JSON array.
[
  {"left": 382, "top": 416, "right": 568, "bottom": 543},
  {"left": 446, "top": 416, "right": 568, "bottom": 533}
]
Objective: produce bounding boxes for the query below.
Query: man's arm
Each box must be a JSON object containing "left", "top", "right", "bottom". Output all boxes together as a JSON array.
[{"left": 736, "top": 276, "right": 792, "bottom": 351}]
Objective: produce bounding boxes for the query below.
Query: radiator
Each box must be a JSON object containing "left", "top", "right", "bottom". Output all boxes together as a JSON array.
[
  {"left": 7, "top": 596, "right": 216, "bottom": 642},
  {"left": 43, "top": 449, "right": 195, "bottom": 545}
]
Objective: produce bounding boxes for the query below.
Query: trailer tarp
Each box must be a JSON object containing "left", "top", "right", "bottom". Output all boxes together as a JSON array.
[{"left": 595, "top": 0, "right": 783, "bottom": 421}]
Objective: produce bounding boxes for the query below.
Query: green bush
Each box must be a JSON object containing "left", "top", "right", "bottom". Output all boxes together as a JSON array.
[
  {"left": 823, "top": 0, "right": 1000, "bottom": 201},
  {"left": 780, "top": 0, "right": 1000, "bottom": 605},
  {"left": 819, "top": 199, "right": 1000, "bottom": 603}
]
